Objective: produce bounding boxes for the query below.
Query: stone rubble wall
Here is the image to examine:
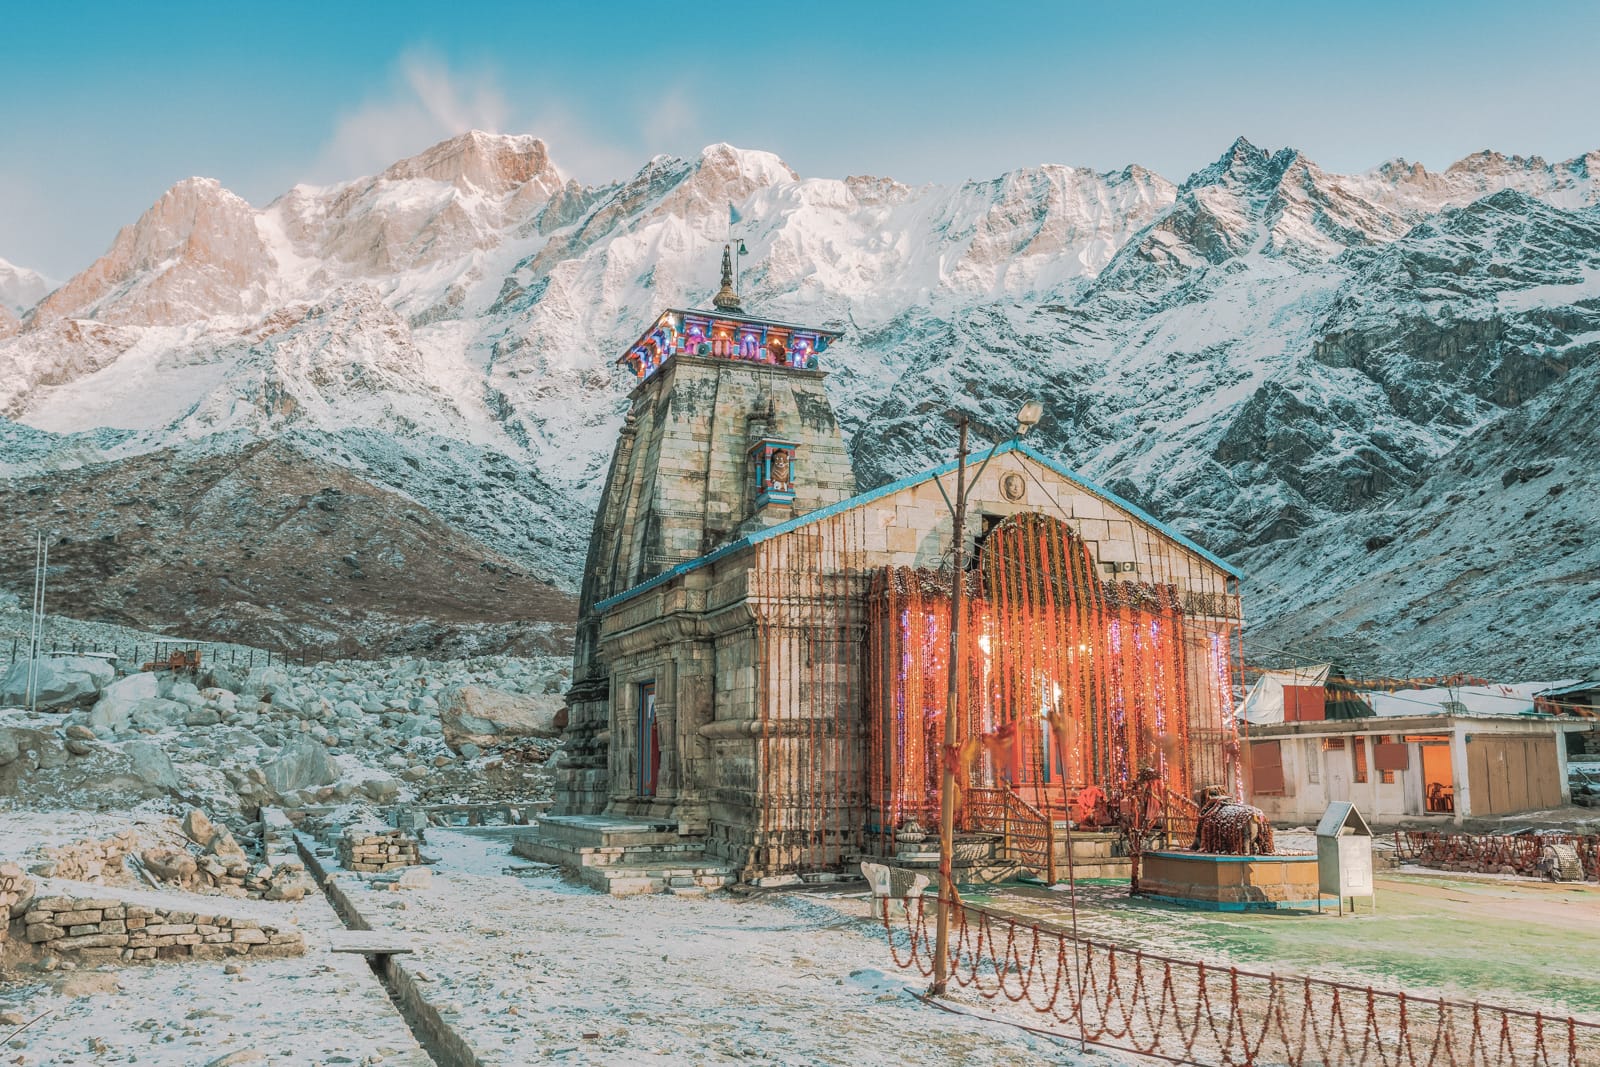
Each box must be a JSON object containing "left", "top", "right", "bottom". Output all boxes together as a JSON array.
[
  {"left": 1, "top": 862, "right": 38, "bottom": 946},
  {"left": 17, "top": 893, "right": 304, "bottom": 963},
  {"left": 32, "top": 830, "right": 141, "bottom": 882},
  {"left": 338, "top": 828, "right": 420, "bottom": 872}
]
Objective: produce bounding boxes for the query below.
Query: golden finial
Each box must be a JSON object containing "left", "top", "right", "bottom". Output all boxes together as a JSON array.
[{"left": 713, "top": 243, "right": 741, "bottom": 311}]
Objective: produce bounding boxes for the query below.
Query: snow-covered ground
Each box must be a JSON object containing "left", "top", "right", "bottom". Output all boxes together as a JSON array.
[
  {"left": 3, "top": 813, "right": 1112, "bottom": 1065},
  {"left": 323, "top": 828, "right": 1109, "bottom": 1065},
  {"left": 0, "top": 812, "right": 432, "bottom": 1067}
]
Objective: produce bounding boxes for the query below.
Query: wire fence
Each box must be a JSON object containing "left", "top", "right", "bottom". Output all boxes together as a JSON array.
[
  {"left": 2, "top": 636, "right": 316, "bottom": 676},
  {"left": 879, "top": 895, "right": 1600, "bottom": 1066}
]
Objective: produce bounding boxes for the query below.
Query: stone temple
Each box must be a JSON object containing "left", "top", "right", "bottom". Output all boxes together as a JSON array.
[{"left": 521, "top": 250, "right": 1244, "bottom": 893}]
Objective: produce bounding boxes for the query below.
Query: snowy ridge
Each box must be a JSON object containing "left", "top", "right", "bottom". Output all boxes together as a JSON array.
[
  {"left": 2, "top": 132, "right": 1600, "bottom": 674},
  {"left": 0, "top": 255, "right": 54, "bottom": 316}
]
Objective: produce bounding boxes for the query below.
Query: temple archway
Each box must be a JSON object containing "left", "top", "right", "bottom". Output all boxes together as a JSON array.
[{"left": 867, "top": 512, "right": 1197, "bottom": 836}]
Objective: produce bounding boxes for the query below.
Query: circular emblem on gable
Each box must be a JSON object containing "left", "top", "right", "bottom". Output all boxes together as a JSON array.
[{"left": 1000, "top": 472, "right": 1027, "bottom": 502}]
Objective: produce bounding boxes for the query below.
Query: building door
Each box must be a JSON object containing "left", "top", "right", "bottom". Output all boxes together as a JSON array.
[
  {"left": 1323, "top": 739, "right": 1350, "bottom": 803},
  {"left": 1419, "top": 742, "right": 1455, "bottom": 813},
  {"left": 638, "top": 682, "right": 659, "bottom": 797}
]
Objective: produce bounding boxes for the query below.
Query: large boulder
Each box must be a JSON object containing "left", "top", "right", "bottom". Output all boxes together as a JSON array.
[
  {"left": 439, "top": 685, "right": 563, "bottom": 752},
  {"left": 88, "top": 671, "right": 162, "bottom": 732},
  {"left": 123, "top": 741, "right": 181, "bottom": 792},
  {"left": 261, "top": 738, "right": 338, "bottom": 795},
  {"left": 239, "top": 666, "right": 293, "bottom": 702},
  {"left": 0, "top": 655, "right": 115, "bottom": 710}
]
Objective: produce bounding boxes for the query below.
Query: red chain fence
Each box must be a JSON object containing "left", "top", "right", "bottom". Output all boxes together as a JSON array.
[
  {"left": 880, "top": 896, "right": 1600, "bottom": 1066},
  {"left": 1393, "top": 831, "right": 1600, "bottom": 882}
]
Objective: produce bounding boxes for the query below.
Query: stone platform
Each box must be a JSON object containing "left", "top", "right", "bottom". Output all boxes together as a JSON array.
[
  {"left": 1136, "top": 850, "right": 1328, "bottom": 911},
  {"left": 859, "top": 830, "right": 1132, "bottom": 886},
  {"left": 511, "top": 815, "right": 734, "bottom": 897}
]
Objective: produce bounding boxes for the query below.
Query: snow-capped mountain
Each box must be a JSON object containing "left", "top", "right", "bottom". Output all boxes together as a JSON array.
[
  {"left": 2, "top": 132, "right": 1598, "bottom": 674},
  {"left": 0, "top": 257, "right": 54, "bottom": 337}
]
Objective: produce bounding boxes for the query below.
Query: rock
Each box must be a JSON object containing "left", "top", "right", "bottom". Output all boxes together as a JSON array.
[
  {"left": 123, "top": 741, "right": 181, "bottom": 792},
  {"left": 127, "top": 697, "right": 188, "bottom": 732},
  {"left": 203, "top": 663, "right": 243, "bottom": 692},
  {"left": 0, "top": 729, "right": 22, "bottom": 767},
  {"left": 0, "top": 655, "right": 116, "bottom": 709},
  {"left": 87, "top": 671, "right": 161, "bottom": 732},
  {"left": 439, "top": 685, "right": 564, "bottom": 752},
  {"left": 206, "top": 1051, "right": 265, "bottom": 1066},
  {"left": 184, "top": 706, "right": 222, "bottom": 726},
  {"left": 182, "top": 808, "right": 218, "bottom": 847},
  {"left": 240, "top": 665, "right": 292, "bottom": 701},
  {"left": 65, "top": 738, "right": 95, "bottom": 756},
  {"left": 395, "top": 866, "right": 432, "bottom": 889},
  {"left": 261, "top": 738, "right": 338, "bottom": 794},
  {"left": 166, "top": 679, "right": 203, "bottom": 705},
  {"left": 359, "top": 777, "right": 401, "bottom": 804},
  {"left": 58, "top": 971, "right": 122, "bottom": 997},
  {"left": 141, "top": 847, "right": 198, "bottom": 882},
  {"left": 65, "top": 723, "right": 96, "bottom": 740},
  {"left": 208, "top": 828, "right": 249, "bottom": 865}
]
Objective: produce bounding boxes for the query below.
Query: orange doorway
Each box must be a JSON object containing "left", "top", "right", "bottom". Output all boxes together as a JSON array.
[{"left": 1416, "top": 739, "right": 1454, "bottom": 813}]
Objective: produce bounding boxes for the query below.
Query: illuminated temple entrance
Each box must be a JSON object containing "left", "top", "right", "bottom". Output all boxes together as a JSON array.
[{"left": 868, "top": 513, "right": 1237, "bottom": 849}]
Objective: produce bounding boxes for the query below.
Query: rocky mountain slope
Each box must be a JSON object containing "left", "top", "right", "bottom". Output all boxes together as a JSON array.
[{"left": 2, "top": 132, "right": 1597, "bottom": 676}]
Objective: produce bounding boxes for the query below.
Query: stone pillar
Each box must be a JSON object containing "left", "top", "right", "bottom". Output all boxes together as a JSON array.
[{"left": 552, "top": 674, "right": 610, "bottom": 816}]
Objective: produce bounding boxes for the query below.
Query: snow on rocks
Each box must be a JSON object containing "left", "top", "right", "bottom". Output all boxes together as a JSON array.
[
  {"left": 87, "top": 670, "right": 161, "bottom": 732},
  {"left": 0, "top": 654, "right": 115, "bottom": 710},
  {"left": 2, "top": 650, "right": 566, "bottom": 819},
  {"left": 438, "top": 684, "right": 563, "bottom": 752}
]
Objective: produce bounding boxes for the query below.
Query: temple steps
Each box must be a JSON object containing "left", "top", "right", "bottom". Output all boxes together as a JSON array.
[{"left": 511, "top": 815, "right": 735, "bottom": 896}]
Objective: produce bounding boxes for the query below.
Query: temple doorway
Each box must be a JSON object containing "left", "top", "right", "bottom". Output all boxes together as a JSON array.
[{"left": 638, "top": 682, "right": 660, "bottom": 797}]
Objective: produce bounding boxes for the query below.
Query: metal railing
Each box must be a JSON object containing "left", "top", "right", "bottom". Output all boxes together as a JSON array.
[{"left": 966, "top": 786, "right": 1057, "bottom": 883}]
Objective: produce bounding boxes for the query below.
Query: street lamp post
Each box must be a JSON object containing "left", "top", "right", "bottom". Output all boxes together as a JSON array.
[{"left": 929, "top": 401, "right": 1042, "bottom": 996}]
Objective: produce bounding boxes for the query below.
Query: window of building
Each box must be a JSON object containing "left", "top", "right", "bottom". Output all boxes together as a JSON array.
[
  {"left": 1322, "top": 737, "right": 1345, "bottom": 750},
  {"left": 1249, "top": 740, "right": 1285, "bottom": 795},
  {"left": 1353, "top": 736, "right": 1369, "bottom": 784},
  {"left": 1374, "top": 734, "right": 1398, "bottom": 783}
]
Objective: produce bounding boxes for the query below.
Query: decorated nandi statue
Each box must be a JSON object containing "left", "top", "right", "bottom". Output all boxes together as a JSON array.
[{"left": 1192, "top": 785, "right": 1275, "bottom": 855}]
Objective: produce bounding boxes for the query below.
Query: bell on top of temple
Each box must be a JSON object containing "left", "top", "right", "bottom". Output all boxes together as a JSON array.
[{"left": 713, "top": 243, "right": 742, "bottom": 311}]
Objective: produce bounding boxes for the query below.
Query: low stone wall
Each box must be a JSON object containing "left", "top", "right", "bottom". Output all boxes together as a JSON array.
[
  {"left": 18, "top": 894, "right": 304, "bottom": 962},
  {"left": 339, "top": 828, "right": 420, "bottom": 872}
]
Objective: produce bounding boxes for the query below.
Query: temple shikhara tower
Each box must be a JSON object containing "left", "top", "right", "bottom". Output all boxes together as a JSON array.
[{"left": 529, "top": 247, "right": 1244, "bottom": 893}]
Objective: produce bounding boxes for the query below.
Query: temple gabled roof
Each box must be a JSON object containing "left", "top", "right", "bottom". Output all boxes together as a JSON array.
[{"left": 594, "top": 439, "right": 1241, "bottom": 612}]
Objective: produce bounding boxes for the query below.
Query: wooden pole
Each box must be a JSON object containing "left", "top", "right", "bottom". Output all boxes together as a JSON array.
[{"left": 932, "top": 418, "right": 969, "bottom": 997}]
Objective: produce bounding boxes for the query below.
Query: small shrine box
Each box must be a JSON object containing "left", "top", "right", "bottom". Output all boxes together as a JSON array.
[{"left": 1316, "top": 801, "right": 1374, "bottom": 915}]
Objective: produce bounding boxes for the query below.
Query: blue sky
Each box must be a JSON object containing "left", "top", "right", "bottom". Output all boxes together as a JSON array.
[{"left": 4, "top": 0, "right": 1598, "bottom": 279}]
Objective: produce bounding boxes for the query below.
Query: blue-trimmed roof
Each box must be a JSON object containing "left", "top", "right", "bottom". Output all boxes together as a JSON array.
[{"left": 592, "top": 439, "right": 1240, "bottom": 613}]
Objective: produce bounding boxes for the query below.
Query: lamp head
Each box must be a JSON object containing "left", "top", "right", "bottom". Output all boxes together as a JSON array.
[{"left": 1016, "top": 400, "right": 1044, "bottom": 437}]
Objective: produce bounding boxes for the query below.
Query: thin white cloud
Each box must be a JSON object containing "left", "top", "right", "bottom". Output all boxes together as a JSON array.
[
  {"left": 303, "top": 54, "right": 704, "bottom": 190},
  {"left": 309, "top": 53, "right": 512, "bottom": 183},
  {"left": 639, "top": 86, "right": 699, "bottom": 147}
]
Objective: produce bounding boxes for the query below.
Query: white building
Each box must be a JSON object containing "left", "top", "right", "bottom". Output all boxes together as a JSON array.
[{"left": 1244, "top": 678, "right": 1585, "bottom": 825}]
